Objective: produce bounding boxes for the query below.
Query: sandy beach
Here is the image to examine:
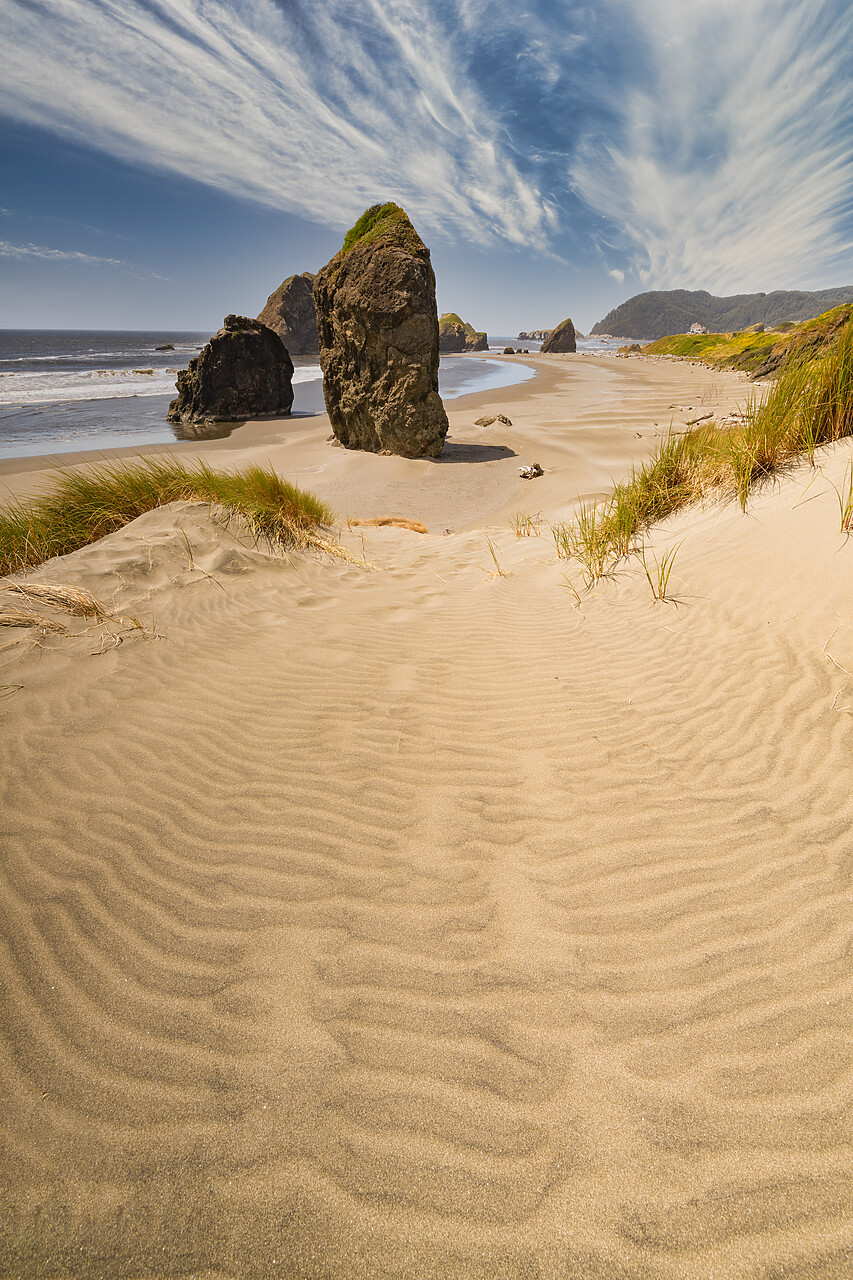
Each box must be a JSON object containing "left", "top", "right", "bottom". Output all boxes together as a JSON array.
[{"left": 2, "top": 352, "right": 853, "bottom": 1278}]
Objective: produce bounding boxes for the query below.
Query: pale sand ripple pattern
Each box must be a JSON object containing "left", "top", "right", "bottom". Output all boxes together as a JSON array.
[{"left": 2, "top": 470, "right": 853, "bottom": 1276}]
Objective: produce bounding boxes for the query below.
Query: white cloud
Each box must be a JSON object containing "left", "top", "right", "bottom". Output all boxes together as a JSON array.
[
  {"left": 0, "top": 240, "right": 125, "bottom": 266},
  {"left": 0, "top": 0, "right": 553, "bottom": 251},
  {"left": 571, "top": 0, "right": 853, "bottom": 293},
  {"left": 3, "top": 0, "right": 851, "bottom": 301}
]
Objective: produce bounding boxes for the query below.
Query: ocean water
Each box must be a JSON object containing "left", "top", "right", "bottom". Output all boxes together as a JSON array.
[{"left": 0, "top": 329, "right": 575, "bottom": 461}]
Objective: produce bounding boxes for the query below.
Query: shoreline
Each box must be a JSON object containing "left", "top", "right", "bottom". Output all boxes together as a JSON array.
[
  {"left": 0, "top": 355, "right": 749, "bottom": 530},
  {"left": 0, "top": 352, "right": 538, "bottom": 469}
]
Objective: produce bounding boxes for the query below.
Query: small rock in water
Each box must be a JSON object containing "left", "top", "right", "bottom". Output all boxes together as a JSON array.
[
  {"left": 518, "top": 462, "right": 543, "bottom": 479},
  {"left": 155, "top": 343, "right": 174, "bottom": 351}
]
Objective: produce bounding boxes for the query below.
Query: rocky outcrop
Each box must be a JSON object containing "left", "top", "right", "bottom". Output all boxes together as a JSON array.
[
  {"left": 517, "top": 329, "right": 551, "bottom": 341},
  {"left": 167, "top": 315, "right": 294, "bottom": 424},
  {"left": 540, "top": 317, "right": 577, "bottom": 353},
  {"left": 313, "top": 203, "right": 449, "bottom": 458},
  {"left": 257, "top": 271, "right": 318, "bottom": 356},
  {"left": 438, "top": 313, "right": 489, "bottom": 352}
]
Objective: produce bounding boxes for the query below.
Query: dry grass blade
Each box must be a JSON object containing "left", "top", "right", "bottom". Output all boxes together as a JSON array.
[
  {"left": 3, "top": 581, "right": 109, "bottom": 618},
  {"left": 308, "top": 533, "right": 376, "bottom": 569},
  {"left": 348, "top": 516, "right": 429, "bottom": 534},
  {"left": 483, "top": 537, "right": 511, "bottom": 578},
  {"left": 511, "top": 511, "right": 543, "bottom": 537},
  {"left": 0, "top": 606, "right": 67, "bottom": 632},
  {"left": 828, "top": 460, "right": 853, "bottom": 533},
  {"left": 550, "top": 522, "right": 573, "bottom": 559}
]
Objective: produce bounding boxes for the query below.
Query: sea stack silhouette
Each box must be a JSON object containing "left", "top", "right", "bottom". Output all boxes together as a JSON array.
[
  {"left": 167, "top": 315, "right": 294, "bottom": 424},
  {"left": 313, "top": 203, "right": 449, "bottom": 458}
]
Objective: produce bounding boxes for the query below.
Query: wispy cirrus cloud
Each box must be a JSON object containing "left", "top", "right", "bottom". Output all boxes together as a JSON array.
[
  {"left": 0, "top": 0, "right": 558, "bottom": 251},
  {"left": 2, "top": 0, "right": 852, "bottom": 298},
  {"left": 571, "top": 0, "right": 853, "bottom": 292},
  {"left": 0, "top": 240, "right": 168, "bottom": 280},
  {"left": 0, "top": 240, "right": 125, "bottom": 265}
]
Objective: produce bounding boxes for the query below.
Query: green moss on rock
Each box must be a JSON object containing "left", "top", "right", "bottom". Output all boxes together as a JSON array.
[{"left": 340, "top": 203, "right": 425, "bottom": 259}]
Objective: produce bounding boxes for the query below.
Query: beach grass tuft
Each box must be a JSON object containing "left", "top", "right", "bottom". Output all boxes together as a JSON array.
[
  {"left": 511, "top": 511, "right": 543, "bottom": 538},
  {"left": 556, "top": 320, "right": 853, "bottom": 587},
  {"left": 636, "top": 540, "right": 681, "bottom": 602},
  {"left": 0, "top": 458, "right": 336, "bottom": 579}
]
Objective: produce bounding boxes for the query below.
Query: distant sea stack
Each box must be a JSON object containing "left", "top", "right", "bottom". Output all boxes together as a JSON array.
[
  {"left": 438, "top": 313, "right": 489, "bottom": 352},
  {"left": 518, "top": 330, "right": 552, "bottom": 341},
  {"left": 313, "top": 202, "right": 449, "bottom": 458},
  {"left": 257, "top": 271, "right": 319, "bottom": 356},
  {"left": 167, "top": 315, "right": 294, "bottom": 424},
  {"left": 540, "top": 317, "right": 577, "bottom": 353},
  {"left": 591, "top": 287, "right": 853, "bottom": 340}
]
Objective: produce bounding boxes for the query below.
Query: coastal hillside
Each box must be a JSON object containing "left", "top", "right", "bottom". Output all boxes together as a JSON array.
[
  {"left": 592, "top": 286, "right": 853, "bottom": 339},
  {"left": 639, "top": 304, "right": 853, "bottom": 376}
]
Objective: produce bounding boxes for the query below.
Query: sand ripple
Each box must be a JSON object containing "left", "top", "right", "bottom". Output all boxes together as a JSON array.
[{"left": 2, "top": 490, "right": 853, "bottom": 1277}]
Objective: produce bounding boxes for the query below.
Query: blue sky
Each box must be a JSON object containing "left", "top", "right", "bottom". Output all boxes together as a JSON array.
[{"left": 2, "top": 0, "right": 852, "bottom": 333}]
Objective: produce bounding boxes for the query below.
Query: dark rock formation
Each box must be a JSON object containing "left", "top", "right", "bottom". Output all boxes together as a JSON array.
[
  {"left": 502, "top": 347, "right": 516, "bottom": 355},
  {"left": 155, "top": 343, "right": 174, "bottom": 351},
  {"left": 540, "top": 318, "right": 577, "bottom": 353},
  {"left": 257, "top": 271, "right": 319, "bottom": 356},
  {"left": 313, "top": 203, "right": 448, "bottom": 458},
  {"left": 438, "top": 313, "right": 489, "bottom": 352},
  {"left": 167, "top": 315, "right": 294, "bottom": 424},
  {"left": 517, "top": 329, "right": 552, "bottom": 341},
  {"left": 591, "top": 286, "right": 853, "bottom": 340}
]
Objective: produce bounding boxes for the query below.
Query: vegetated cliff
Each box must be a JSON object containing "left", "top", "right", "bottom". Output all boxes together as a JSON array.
[
  {"left": 257, "top": 272, "right": 318, "bottom": 356},
  {"left": 313, "top": 202, "right": 448, "bottom": 458},
  {"left": 438, "top": 313, "right": 488, "bottom": 352},
  {"left": 639, "top": 304, "right": 853, "bottom": 377},
  {"left": 592, "top": 287, "right": 853, "bottom": 340}
]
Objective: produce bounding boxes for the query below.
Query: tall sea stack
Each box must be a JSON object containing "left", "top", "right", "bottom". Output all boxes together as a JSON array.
[
  {"left": 167, "top": 315, "right": 294, "bottom": 424},
  {"left": 313, "top": 203, "right": 449, "bottom": 458},
  {"left": 540, "top": 317, "right": 577, "bottom": 353},
  {"left": 257, "top": 272, "right": 319, "bottom": 356}
]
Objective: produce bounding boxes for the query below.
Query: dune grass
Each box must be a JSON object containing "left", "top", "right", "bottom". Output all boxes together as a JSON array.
[
  {"left": 557, "top": 321, "right": 853, "bottom": 586},
  {"left": 0, "top": 458, "right": 335, "bottom": 579}
]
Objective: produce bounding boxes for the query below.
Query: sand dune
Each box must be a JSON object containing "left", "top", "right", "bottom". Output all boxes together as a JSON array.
[{"left": 2, "top": 355, "right": 853, "bottom": 1278}]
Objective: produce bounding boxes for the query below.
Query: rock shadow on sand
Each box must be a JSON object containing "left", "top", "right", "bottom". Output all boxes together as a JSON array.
[{"left": 434, "top": 441, "right": 516, "bottom": 464}]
